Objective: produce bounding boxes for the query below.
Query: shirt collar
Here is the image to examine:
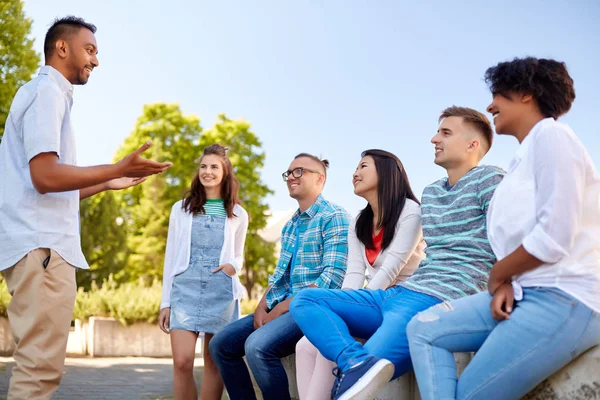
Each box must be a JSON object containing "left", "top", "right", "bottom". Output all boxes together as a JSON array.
[
  {"left": 510, "top": 117, "right": 554, "bottom": 172},
  {"left": 39, "top": 65, "right": 74, "bottom": 99},
  {"left": 291, "top": 194, "right": 325, "bottom": 222}
]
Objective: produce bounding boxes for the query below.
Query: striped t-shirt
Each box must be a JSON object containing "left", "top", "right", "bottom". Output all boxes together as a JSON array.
[
  {"left": 401, "top": 165, "right": 505, "bottom": 302},
  {"left": 203, "top": 199, "right": 227, "bottom": 217}
]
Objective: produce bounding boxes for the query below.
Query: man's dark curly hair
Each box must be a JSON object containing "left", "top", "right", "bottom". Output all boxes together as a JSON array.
[{"left": 484, "top": 57, "right": 575, "bottom": 119}]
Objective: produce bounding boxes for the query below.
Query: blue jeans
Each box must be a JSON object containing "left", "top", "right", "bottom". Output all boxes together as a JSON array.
[
  {"left": 209, "top": 312, "right": 304, "bottom": 400},
  {"left": 289, "top": 286, "right": 441, "bottom": 379},
  {"left": 407, "top": 287, "right": 600, "bottom": 400}
]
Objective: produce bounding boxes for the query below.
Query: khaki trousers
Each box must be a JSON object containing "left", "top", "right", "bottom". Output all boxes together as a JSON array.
[{"left": 3, "top": 248, "right": 77, "bottom": 400}]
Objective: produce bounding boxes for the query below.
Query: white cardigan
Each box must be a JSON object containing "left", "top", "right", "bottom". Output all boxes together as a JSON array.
[
  {"left": 342, "top": 199, "right": 425, "bottom": 290},
  {"left": 160, "top": 200, "right": 249, "bottom": 309}
]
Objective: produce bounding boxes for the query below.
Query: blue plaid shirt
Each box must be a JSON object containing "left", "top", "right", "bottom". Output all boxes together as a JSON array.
[{"left": 266, "top": 194, "right": 351, "bottom": 309}]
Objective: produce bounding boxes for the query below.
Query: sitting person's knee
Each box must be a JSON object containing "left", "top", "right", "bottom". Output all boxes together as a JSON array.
[
  {"left": 406, "top": 314, "right": 424, "bottom": 339},
  {"left": 296, "top": 336, "right": 316, "bottom": 357},
  {"left": 290, "top": 289, "right": 321, "bottom": 311},
  {"left": 208, "top": 332, "right": 225, "bottom": 358},
  {"left": 289, "top": 293, "right": 303, "bottom": 312},
  {"left": 407, "top": 302, "right": 453, "bottom": 339},
  {"left": 244, "top": 331, "right": 270, "bottom": 361}
]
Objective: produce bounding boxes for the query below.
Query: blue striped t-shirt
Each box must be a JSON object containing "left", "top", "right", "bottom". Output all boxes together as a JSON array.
[{"left": 401, "top": 165, "right": 505, "bottom": 301}]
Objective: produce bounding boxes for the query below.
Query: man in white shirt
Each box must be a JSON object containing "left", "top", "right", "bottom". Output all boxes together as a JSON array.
[{"left": 0, "top": 16, "right": 171, "bottom": 399}]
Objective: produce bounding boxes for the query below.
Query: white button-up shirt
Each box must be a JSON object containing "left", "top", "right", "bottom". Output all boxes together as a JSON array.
[
  {"left": 487, "top": 118, "right": 600, "bottom": 312},
  {"left": 0, "top": 65, "right": 88, "bottom": 270}
]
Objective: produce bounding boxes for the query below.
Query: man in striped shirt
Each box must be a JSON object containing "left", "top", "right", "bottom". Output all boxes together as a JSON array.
[{"left": 290, "top": 106, "right": 504, "bottom": 400}]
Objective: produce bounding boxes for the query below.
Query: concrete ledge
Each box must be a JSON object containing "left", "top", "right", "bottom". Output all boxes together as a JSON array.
[
  {"left": 277, "top": 347, "right": 600, "bottom": 400},
  {"left": 524, "top": 345, "right": 600, "bottom": 400},
  {"left": 85, "top": 317, "right": 202, "bottom": 357},
  {"left": 0, "top": 317, "right": 203, "bottom": 358},
  {"left": 277, "top": 352, "right": 472, "bottom": 400},
  {"left": 247, "top": 353, "right": 471, "bottom": 399},
  {"left": 87, "top": 317, "right": 173, "bottom": 357}
]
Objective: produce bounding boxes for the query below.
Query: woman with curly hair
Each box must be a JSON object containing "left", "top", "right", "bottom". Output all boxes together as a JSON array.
[
  {"left": 407, "top": 57, "right": 600, "bottom": 400},
  {"left": 158, "top": 144, "right": 249, "bottom": 400}
]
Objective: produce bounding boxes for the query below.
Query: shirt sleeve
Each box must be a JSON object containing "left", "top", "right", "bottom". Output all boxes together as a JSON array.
[
  {"left": 522, "top": 125, "right": 585, "bottom": 264},
  {"left": 23, "top": 84, "right": 65, "bottom": 162},
  {"left": 366, "top": 211, "right": 423, "bottom": 290},
  {"left": 161, "top": 204, "right": 179, "bottom": 309},
  {"left": 313, "top": 210, "right": 351, "bottom": 289},
  {"left": 341, "top": 219, "right": 367, "bottom": 290},
  {"left": 230, "top": 208, "right": 249, "bottom": 274}
]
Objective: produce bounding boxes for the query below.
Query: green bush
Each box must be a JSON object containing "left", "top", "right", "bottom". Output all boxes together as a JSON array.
[
  {"left": 73, "top": 276, "right": 162, "bottom": 326},
  {"left": 1, "top": 275, "right": 259, "bottom": 325},
  {"left": 0, "top": 280, "right": 10, "bottom": 318},
  {"left": 72, "top": 280, "right": 109, "bottom": 322},
  {"left": 103, "top": 280, "right": 162, "bottom": 326},
  {"left": 0, "top": 275, "right": 162, "bottom": 326}
]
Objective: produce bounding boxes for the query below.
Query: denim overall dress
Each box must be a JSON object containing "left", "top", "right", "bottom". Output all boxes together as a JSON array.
[{"left": 169, "top": 215, "right": 239, "bottom": 333}]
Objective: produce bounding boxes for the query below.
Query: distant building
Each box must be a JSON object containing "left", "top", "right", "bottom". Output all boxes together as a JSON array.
[{"left": 257, "top": 209, "right": 295, "bottom": 258}]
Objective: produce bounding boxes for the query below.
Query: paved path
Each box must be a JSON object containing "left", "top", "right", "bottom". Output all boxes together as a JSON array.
[{"left": 0, "top": 356, "right": 222, "bottom": 400}]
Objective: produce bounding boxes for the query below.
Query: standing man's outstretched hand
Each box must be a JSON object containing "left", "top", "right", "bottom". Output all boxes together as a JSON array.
[
  {"left": 78, "top": 141, "right": 172, "bottom": 200},
  {"left": 106, "top": 176, "right": 147, "bottom": 190},
  {"left": 116, "top": 141, "right": 172, "bottom": 178}
]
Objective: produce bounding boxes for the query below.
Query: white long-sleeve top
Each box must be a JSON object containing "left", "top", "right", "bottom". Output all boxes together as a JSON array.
[
  {"left": 160, "top": 200, "right": 249, "bottom": 309},
  {"left": 342, "top": 199, "right": 426, "bottom": 290},
  {"left": 487, "top": 118, "right": 600, "bottom": 313}
]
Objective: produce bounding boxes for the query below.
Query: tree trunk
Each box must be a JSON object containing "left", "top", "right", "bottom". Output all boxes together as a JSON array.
[{"left": 243, "top": 268, "right": 255, "bottom": 299}]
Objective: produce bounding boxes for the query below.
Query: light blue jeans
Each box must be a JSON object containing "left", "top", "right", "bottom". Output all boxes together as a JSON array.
[{"left": 407, "top": 287, "right": 600, "bottom": 400}]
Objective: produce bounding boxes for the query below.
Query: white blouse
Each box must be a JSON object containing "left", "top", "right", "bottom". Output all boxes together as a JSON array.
[
  {"left": 487, "top": 118, "right": 600, "bottom": 312},
  {"left": 342, "top": 199, "right": 425, "bottom": 290},
  {"left": 160, "top": 200, "right": 249, "bottom": 309}
]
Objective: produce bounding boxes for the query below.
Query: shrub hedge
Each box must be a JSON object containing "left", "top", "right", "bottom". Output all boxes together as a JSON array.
[{"left": 0, "top": 277, "right": 257, "bottom": 325}]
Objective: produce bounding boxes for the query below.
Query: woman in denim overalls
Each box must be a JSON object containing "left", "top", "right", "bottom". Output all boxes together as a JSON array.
[{"left": 159, "top": 144, "right": 249, "bottom": 400}]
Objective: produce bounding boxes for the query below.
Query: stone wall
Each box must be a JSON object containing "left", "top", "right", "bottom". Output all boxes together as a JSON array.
[
  {"left": 0, "top": 317, "right": 203, "bottom": 357},
  {"left": 272, "top": 347, "right": 600, "bottom": 400}
]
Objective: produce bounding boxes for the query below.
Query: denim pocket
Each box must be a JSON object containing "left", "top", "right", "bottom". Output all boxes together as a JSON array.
[
  {"left": 219, "top": 269, "right": 234, "bottom": 279},
  {"left": 535, "top": 287, "right": 576, "bottom": 307}
]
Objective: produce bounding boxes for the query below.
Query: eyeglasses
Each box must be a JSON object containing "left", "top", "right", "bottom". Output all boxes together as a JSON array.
[{"left": 281, "top": 167, "right": 322, "bottom": 182}]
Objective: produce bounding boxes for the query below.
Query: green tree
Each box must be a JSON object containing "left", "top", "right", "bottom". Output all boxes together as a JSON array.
[
  {"left": 104, "top": 106, "right": 275, "bottom": 298},
  {"left": 79, "top": 190, "right": 127, "bottom": 289},
  {"left": 199, "top": 114, "right": 276, "bottom": 298},
  {"left": 113, "top": 103, "right": 202, "bottom": 282},
  {"left": 0, "top": 0, "right": 40, "bottom": 142}
]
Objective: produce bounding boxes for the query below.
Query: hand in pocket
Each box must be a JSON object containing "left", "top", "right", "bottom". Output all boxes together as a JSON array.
[{"left": 212, "top": 263, "right": 235, "bottom": 277}]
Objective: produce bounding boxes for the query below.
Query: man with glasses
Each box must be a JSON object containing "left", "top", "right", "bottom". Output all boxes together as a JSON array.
[{"left": 210, "top": 153, "right": 351, "bottom": 400}]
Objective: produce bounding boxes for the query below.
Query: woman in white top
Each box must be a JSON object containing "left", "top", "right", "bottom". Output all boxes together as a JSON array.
[
  {"left": 295, "top": 149, "right": 425, "bottom": 400},
  {"left": 407, "top": 57, "right": 600, "bottom": 400},
  {"left": 158, "top": 144, "right": 249, "bottom": 400}
]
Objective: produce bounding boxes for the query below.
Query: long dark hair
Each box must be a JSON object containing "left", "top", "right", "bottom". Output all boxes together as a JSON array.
[
  {"left": 182, "top": 144, "right": 240, "bottom": 218},
  {"left": 355, "top": 149, "right": 419, "bottom": 251}
]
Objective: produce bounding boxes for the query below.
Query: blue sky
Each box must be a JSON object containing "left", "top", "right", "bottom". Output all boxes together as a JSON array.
[{"left": 23, "top": 0, "right": 600, "bottom": 215}]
